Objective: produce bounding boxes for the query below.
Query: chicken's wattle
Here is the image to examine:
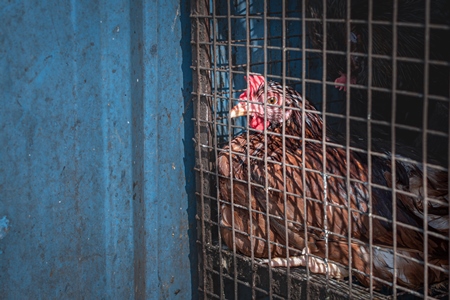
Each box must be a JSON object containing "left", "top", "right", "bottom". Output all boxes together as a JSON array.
[
  {"left": 250, "top": 116, "right": 269, "bottom": 130},
  {"left": 334, "top": 72, "right": 356, "bottom": 91}
]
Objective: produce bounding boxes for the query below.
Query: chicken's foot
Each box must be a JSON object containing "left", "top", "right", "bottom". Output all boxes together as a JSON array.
[{"left": 261, "top": 247, "right": 349, "bottom": 280}]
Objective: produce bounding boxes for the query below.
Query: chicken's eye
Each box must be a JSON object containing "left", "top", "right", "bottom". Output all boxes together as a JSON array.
[{"left": 267, "top": 97, "right": 277, "bottom": 105}]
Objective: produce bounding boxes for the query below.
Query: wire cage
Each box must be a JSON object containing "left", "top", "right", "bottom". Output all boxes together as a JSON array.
[{"left": 191, "top": 0, "right": 450, "bottom": 299}]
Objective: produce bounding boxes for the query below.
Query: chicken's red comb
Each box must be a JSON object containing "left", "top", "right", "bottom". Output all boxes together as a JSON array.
[{"left": 239, "top": 74, "right": 265, "bottom": 100}]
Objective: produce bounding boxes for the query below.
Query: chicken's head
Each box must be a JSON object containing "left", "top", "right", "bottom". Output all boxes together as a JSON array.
[{"left": 230, "top": 74, "right": 299, "bottom": 130}]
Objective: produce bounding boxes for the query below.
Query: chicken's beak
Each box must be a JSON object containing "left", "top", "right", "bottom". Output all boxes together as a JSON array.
[{"left": 229, "top": 102, "right": 249, "bottom": 118}]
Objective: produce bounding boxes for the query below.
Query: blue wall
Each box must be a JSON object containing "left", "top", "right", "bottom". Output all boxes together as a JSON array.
[{"left": 0, "top": 0, "right": 195, "bottom": 298}]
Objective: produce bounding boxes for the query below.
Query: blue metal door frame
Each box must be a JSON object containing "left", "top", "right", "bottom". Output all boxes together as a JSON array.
[{"left": 0, "top": 0, "right": 196, "bottom": 298}]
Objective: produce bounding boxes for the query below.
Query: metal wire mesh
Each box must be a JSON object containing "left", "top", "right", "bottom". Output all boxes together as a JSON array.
[{"left": 191, "top": 0, "right": 450, "bottom": 299}]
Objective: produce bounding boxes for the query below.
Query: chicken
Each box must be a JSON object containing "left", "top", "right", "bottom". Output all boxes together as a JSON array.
[
  {"left": 307, "top": 0, "right": 450, "bottom": 92},
  {"left": 218, "top": 74, "right": 449, "bottom": 291},
  {"left": 306, "top": 0, "right": 450, "bottom": 162}
]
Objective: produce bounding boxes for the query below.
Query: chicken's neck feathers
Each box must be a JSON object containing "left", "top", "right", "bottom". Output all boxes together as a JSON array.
[{"left": 287, "top": 94, "right": 325, "bottom": 141}]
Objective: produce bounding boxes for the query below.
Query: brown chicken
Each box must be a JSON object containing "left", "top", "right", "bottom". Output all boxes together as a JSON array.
[{"left": 218, "top": 74, "right": 449, "bottom": 292}]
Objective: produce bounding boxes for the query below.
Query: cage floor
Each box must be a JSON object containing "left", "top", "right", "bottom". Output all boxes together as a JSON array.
[{"left": 201, "top": 245, "right": 407, "bottom": 300}]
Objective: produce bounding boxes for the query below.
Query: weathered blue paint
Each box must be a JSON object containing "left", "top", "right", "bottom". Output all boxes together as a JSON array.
[
  {"left": 0, "top": 0, "right": 194, "bottom": 299},
  {"left": 0, "top": 216, "right": 9, "bottom": 242}
]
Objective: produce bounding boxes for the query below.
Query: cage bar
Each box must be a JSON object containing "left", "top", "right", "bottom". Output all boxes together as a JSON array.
[{"left": 192, "top": 1, "right": 450, "bottom": 299}]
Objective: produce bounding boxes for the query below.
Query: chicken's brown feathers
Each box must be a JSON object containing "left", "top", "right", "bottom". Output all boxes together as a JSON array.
[{"left": 218, "top": 74, "right": 449, "bottom": 292}]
